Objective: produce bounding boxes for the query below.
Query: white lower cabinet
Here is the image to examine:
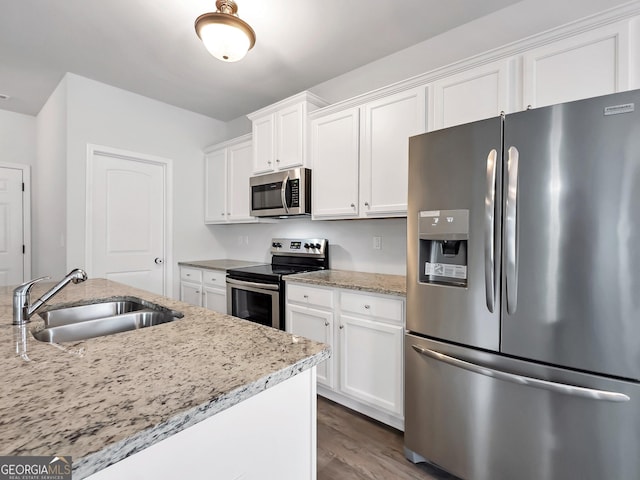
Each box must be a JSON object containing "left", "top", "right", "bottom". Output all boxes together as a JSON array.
[
  {"left": 286, "top": 282, "right": 404, "bottom": 430},
  {"left": 180, "top": 267, "right": 227, "bottom": 314}
]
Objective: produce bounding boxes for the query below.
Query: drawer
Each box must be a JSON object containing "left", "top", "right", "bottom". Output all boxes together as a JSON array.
[
  {"left": 340, "top": 291, "right": 403, "bottom": 323},
  {"left": 180, "top": 267, "right": 202, "bottom": 283},
  {"left": 287, "top": 283, "right": 334, "bottom": 309},
  {"left": 203, "top": 269, "right": 226, "bottom": 286}
]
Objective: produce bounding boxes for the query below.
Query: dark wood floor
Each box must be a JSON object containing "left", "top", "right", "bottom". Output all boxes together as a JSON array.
[{"left": 317, "top": 397, "right": 458, "bottom": 480}]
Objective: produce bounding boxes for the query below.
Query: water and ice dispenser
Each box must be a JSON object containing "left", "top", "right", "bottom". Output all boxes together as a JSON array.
[{"left": 418, "top": 209, "right": 469, "bottom": 287}]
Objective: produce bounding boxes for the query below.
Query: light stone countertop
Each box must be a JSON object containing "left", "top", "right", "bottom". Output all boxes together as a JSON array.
[
  {"left": 0, "top": 279, "right": 329, "bottom": 479},
  {"left": 178, "top": 259, "right": 262, "bottom": 271},
  {"left": 284, "top": 269, "right": 406, "bottom": 296}
]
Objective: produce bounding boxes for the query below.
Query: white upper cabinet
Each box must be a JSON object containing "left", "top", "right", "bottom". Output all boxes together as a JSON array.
[
  {"left": 360, "top": 87, "right": 426, "bottom": 216},
  {"left": 248, "top": 91, "right": 328, "bottom": 175},
  {"left": 431, "top": 58, "right": 515, "bottom": 130},
  {"left": 311, "top": 86, "right": 426, "bottom": 220},
  {"left": 204, "top": 149, "right": 226, "bottom": 223},
  {"left": 522, "top": 20, "right": 631, "bottom": 108},
  {"left": 204, "top": 134, "right": 256, "bottom": 224},
  {"left": 310, "top": 107, "right": 360, "bottom": 218}
]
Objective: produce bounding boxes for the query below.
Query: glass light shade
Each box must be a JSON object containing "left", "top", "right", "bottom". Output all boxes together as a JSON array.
[{"left": 199, "top": 22, "right": 251, "bottom": 62}]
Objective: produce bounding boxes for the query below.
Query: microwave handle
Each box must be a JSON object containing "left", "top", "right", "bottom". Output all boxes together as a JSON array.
[{"left": 281, "top": 173, "right": 290, "bottom": 214}]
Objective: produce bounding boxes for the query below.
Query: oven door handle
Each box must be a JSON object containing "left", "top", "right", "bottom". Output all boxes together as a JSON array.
[{"left": 226, "top": 277, "right": 280, "bottom": 291}]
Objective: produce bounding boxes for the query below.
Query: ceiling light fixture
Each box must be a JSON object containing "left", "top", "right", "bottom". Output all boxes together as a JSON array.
[{"left": 195, "top": 0, "right": 256, "bottom": 63}]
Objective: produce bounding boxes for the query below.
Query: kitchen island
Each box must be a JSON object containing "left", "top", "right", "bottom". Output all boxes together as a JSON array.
[{"left": 0, "top": 279, "right": 330, "bottom": 479}]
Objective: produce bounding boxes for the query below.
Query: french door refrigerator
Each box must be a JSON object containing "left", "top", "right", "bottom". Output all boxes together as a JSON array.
[{"left": 405, "top": 89, "right": 640, "bottom": 480}]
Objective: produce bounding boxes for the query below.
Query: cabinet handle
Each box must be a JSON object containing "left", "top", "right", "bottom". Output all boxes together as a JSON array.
[
  {"left": 221, "top": 212, "right": 225, "bottom": 216},
  {"left": 227, "top": 212, "right": 231, "bottom": 215},
  {"left": 364, "top": 202, "right": 370, "bottom": 207},
  {"left": 268, "top": 160, "right": 272, "bottom": 165},
  {"left": 303, "top": 294, "right": 308, "bottom": 299},
  {"left": 364, "top": 304, "right": 370, "bottom": 309},
  {"left": 350, "top": 203, "right": 355, "bottom": 208},
  {"left": 276, "top": 159, "right": 280, "bottom": 163},
  {"left": 339, "top": 325, "right": 344, "bottom": 330},
  {"left": 195, "top": 290, "right": 200, "bottom": 294},
  {"left": 325, "top": 321, "right": 329, "bottom": 327},
  {"left": 186, "top": 273, "right": 191, "bottom": 277}
]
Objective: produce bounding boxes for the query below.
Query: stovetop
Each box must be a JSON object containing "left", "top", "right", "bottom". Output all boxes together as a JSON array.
[
  {"left": 226, "top": 237, "right": 329, "bottom": 283},
  {"left": 226, "top": 263, "right": 324, "bottom": 284}
]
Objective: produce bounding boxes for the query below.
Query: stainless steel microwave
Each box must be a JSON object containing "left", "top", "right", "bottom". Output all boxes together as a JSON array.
[{"left": 250, "top": 167, "right": 311, "bottom": 217}]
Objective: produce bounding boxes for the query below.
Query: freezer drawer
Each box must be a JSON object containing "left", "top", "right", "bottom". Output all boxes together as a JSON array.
[{"left": 404, "top": 333, "right": 640, "bottom": 480}]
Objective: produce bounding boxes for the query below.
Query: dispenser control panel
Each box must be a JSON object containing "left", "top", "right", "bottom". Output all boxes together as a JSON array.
[{"left": 418, "top": 209, "right": 469, "bottom": 287}]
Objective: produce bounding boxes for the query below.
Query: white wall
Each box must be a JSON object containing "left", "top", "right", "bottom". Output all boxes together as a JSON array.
[
  {"left": 0, "top": 109, "right": 36, "bottom": 167},
  {"left": 35, "top": 79, "right": 68, "bottom": 278},
  {"left": 210, "top": 218, "right": 407, "bottom": 275},
  {"left": 35, "top": 73, "right": 229, "bottom": 297}
]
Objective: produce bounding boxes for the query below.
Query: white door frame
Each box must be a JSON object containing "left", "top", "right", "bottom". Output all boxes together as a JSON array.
[
  {"left": 85, "top": 144, "right": 173, "bottom": 296},
  {"left": 0, "top": 162, "right": 31, "bottom": 282}
]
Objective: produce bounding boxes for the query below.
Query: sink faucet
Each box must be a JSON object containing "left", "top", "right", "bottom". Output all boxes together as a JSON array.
[{"left": 13, "top": 268, "right": 88, "bottom": 325}]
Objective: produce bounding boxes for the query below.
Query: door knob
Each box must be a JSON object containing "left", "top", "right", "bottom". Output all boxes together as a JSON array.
[{"left": 154, "top": 257, "right": 164, "bottom": 265}]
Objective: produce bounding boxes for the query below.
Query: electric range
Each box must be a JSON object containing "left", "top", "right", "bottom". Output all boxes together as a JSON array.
[{"left": 226, "top": 238, "right": 329, "bottom": 330}]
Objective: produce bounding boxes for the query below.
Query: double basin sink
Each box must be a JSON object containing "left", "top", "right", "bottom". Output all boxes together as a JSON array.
[{"left": 32, "top": 297, "right": 183, "bottom": 344}]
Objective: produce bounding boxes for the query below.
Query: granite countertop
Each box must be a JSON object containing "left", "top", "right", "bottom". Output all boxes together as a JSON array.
[
  {"left": 178, "top": 259, "right": 262, "bottom": 271},
  {"left": 0, "top": 279, "right": 329, "bottom": 479},
  {"left": 285, "top": 269, "right": 406, "bottom": 296}
]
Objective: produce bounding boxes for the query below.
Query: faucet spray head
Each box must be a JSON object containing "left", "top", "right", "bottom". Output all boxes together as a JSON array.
[{"left": 69, "top": 269, "right": 88, "bottom": 284}]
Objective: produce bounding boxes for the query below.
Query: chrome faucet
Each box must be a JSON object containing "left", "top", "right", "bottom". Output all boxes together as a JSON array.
[{"left": 13, "top": 268, "right": 88, "bottom": 325}]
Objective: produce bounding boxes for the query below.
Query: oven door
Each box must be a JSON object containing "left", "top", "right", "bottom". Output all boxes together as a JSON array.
[{"left": 226, "top": 278, "right": 280, "bottom": 329}]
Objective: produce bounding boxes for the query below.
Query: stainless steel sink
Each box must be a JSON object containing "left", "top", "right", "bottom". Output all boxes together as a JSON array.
[
  {"left": 32, "top": 297, "right": 183, "bottom": 343},
  {"left": 40, "top": 300, "right": 148, "bottom": 327}
]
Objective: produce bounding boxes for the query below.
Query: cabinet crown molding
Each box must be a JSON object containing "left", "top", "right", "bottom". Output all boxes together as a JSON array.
[
  {"left": 247, "top": 91, "right": 329, "bottom": 120},
  {"left": 309, "top": 1, "right": 640, "bottom": 119}
]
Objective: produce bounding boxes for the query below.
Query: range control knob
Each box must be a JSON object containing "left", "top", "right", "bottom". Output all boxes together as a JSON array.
[
  {"left": 272, "top": 242, "right": 282, "bottom": 248},
  {"left": 313, "top": 243, "right": 321, "bottom": 249},
  {"left": 304, "top": 243, "right": 310, "bottom": 249}
]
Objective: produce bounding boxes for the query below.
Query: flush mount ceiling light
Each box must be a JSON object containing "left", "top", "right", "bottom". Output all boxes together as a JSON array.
[{"left": 195, "top": 0, "right": 256, "bottom": 62}]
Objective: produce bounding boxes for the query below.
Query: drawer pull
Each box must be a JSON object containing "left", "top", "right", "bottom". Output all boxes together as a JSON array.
[
  {"left": 364, "top": 304, "right": 370, "bottom": 309},
  {"left": 324, "top": 321, "right": 329, "bottom": 327},
  {"left": 303, "top": 294, "right": 308, "bottom": 299}
]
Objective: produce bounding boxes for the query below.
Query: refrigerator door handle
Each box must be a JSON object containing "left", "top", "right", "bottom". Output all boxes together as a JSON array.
[
  {"left": 505, "top": 146, "right": 519, "bottom": 314},
  {"left": 485, "top": 149, "right": 498, "bottom": 313},
  {"left": 411, "top": 345, "right": 631, "bottom": 403}
]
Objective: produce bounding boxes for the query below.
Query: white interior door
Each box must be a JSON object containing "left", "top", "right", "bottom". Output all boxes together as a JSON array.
[
  {"left": 88, "top": 149, "right": 167, "bottom": 295},
  {"left": 0, "top": 167, "right": 24, "bottom": 286}
]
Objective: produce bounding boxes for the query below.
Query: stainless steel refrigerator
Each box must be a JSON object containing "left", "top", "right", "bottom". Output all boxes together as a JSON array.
[{"left": 405, "top": 89, "right": 640, "bottom": 480}]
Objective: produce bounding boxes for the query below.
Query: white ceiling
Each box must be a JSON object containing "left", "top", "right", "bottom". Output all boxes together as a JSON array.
[{"left": 0, "top": 0, "right": 523, "bottom": 121}]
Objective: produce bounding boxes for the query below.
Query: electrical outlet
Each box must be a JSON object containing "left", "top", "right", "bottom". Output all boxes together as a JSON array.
[{"left": 373, "top": 236, "right": 382, "bottom": 250}]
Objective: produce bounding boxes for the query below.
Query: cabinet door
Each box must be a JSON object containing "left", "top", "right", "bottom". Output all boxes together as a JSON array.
[
  {"left": 432, "top": 58, "right": 513, "bottom": 130},
  {"left": 338, "top": 314, "right": 403, "bottom": 415},
  {"left": 276, "top": 103, "right": 305, "bottom": 170},
  {"left": 523, "top": 21, "right": 630, "bottom": 108},
  {"left": 360, "top": 87, "right": 426, "bottom": 216},
  {"left": 204, "top": 149, "right": 227, "bottom": 223},
  {"left": 204, "top": 286, "right": 226, "bottom": 314},
  {"left": 227, "top": 140, "right": 255, "bottom": 222},
  {"left": 310, "top": 107, "right": 360, "bottom": 219},
  {"left": 252, "top": 115, "right": 275, "bottom": 174},
  {"left": 180, "top": 281, "right": 203, "bottom": 306},
  {"left": 287, "top": 304, "right": 334, "bottom": 388}
]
